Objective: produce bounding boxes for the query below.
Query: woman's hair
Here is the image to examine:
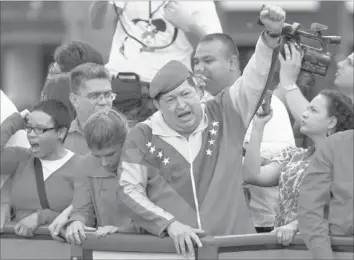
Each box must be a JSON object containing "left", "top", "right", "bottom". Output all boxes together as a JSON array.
[
  {"left": 53, "top": 41, "right": 104, "bottom": 73},
  {"left": 31, "top": 99, "right": 72, "bottom": 143},
  {"left": 41, "top": 73, "right": 76, "bottom": 119},
  {"left": 320, "top": 89, "right": 354, "bottom": 133},
  {"left": 84, "top": 108, "right": 128, "bottom": 150}
]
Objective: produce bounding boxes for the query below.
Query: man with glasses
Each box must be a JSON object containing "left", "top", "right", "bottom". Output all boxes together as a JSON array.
[{"left": 65, "top": 62, "right": 116, "bottom": 155}]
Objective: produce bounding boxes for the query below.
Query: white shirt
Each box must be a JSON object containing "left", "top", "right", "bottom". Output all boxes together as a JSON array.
[
  {"left": 0, "top": 90, "right": 30, "bottom": 148},
  {"left": 106, "top": 1, "right": 222, "bottom": 82},
  {"left": 40, "top": 150, "right": 74, "bottom": 181},
  {"left": 244, "top": 95, "right": 295, "bottom": 227}
]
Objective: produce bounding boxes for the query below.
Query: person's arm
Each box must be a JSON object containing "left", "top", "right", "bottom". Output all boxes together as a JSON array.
[
  {"left": 1, "top": 113, "right": 26, "bottom": 149},
  {"left": 164, "top": 1, "right": 222, "bottom": 48},
  {"left": 1, "top": 112, "right": 29, "bottom": 188},
  {"left": 118, "top": 128, "right": 175, "bottom": 237},
  {"left": 67, "top": 177, "right": 96, "bottom": 227},
  {"left": 298, "top": 140, "right": 334, "bottom": 260},
  {"left": 278, "top": 43, "right": 309, "bottom": 123},
  {"left": 243, "top": 111, "right": 282, "bottom": 186},
  {"left": 90, "top": 1, "right": 123, "bottom": 30},
  {"left": 228, "top": 5, "right": 285, "bottom": 127}
]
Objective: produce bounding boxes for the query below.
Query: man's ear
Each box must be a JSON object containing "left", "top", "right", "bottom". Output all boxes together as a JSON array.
[
  {"left": 229, "top": 55, "right": 239, "bottom": 71},
  {"left": 69, "top": 93, "right": 79, "bottom": 108},
  {"left": 153, "top": 99, "right": 160, "bottom": 110}
]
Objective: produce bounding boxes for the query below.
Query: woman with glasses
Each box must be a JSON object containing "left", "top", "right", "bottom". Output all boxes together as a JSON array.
[{"left": 0, "top": 100, "right": 83, "bottom": 237}]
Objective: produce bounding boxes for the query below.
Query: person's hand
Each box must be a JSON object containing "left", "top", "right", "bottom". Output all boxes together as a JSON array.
[
  {"left": 48, "top": 210, "right": 71, "bottom": 243},
  {"left": 0, "top": 205, "right": 11, "bottom": 233},
  {"left": 279, "top": 43, "right": 303, "bottom": 87},
  {"left": 94, "top": 225, "right": 119, "bottom": 239},
  {"left": 164, "top": 1, "right": 193, "bottom": 32},
  {"left": 167, "top": 220, "right": 205, "bottom": 257},
  {"left": 271, "top": 222, "right": 298, "bottom": 246},
  {"left": 259, "top": 5, "right": 286, "bottom": 35},
  {"left": 14, "top": 212, "right": 39, "bottom": 237},
  {"left": 19, "top": 109, "right": 30, "bottom": 120},
  {"left": 65, "top": 221, "right": 96, "bottom": 245},
  {"left": 253, "top": 108, "right": 273, "bottom": 130}
]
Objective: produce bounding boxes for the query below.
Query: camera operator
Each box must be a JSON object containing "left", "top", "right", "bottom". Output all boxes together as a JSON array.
[{"left": 278, "top": 45, "right": 353, "bottom": 123}]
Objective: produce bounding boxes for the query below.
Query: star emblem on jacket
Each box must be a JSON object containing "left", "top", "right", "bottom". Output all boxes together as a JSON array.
[{"left": 163, "top": 157, "right": 170, "bottom": 165}]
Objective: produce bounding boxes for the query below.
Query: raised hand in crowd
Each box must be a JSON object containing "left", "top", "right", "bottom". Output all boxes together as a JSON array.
[
  {"left": 48, "top": 205, "right": 73, "bottom": 242},
  {"left": 254, "top": 108, "right": 273, "bottom": 130},
  {"left": 167, "top": 220, "right": 205, "bottom": 258},
  {"left": 164, "top": 1, "right": 195, "bottom": 33},
  {"left": 278, "top": 43, "right": 303, "bottom": 87},
  {"left": 260, "top": 4, "right": 285, "bottom": 38},
  {"left": 13, "top": 212, "right": 39, "bottom": 237},
  {"left": 65, "top": 220, "right": 96, "bottom": 245}
]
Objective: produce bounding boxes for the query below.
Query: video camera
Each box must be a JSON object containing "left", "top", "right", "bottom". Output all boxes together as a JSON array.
[
  {"left": 280, "top": 22, "right": 341, "bottom": 76},
  {"left": 260, "top": 20, "right": 341, "bottom": 77}
]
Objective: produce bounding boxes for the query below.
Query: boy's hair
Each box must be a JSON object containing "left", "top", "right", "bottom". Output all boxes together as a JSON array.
[
  {"left": 84, "top": 108, "right": 128, "bottom": 150},
  {"left": 31, "top": 99, "right": 72, "bottom": 143}
]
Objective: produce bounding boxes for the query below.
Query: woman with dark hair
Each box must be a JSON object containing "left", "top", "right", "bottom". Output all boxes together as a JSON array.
[
  {"left": 0, "top": 100, "right": 82, "bottom": 237},
  {"left": 243, "top": 89, "right": 354, "bottom": 245}
]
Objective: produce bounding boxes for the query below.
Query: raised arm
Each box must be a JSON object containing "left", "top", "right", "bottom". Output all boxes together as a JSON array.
[
  {"left": 298, "top": 140, "right": 333, "bottom": 260},
  {"left": 90, "top": 1, "right": 121, "bottom": 30},
  {"left": 1, "top": 112, "right": 29, "bottom": 188},
  {"left": 243, "top": 111, "right": 283, "bottom": 187},
  {"left": 229, "top": 5, "right": 285, "bottom": 127},
  {"left": 164, "top": 1, "right": 222, "bottom": 48},
  {"left": 278, "top": 43, "right": 309, "bottom": 122}
]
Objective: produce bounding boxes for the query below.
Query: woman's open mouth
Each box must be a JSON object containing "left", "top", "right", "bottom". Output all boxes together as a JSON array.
[{"left": 29, "top": 142, "right": 40, "bottom": 153}]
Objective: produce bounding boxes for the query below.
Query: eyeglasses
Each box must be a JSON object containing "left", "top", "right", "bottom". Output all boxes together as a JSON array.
[
  {"left": 24, "top": 126, "right": 57, "bottom": 134},
  {"left": 77, "top": 91, "right": 117, "bottom": 101}
]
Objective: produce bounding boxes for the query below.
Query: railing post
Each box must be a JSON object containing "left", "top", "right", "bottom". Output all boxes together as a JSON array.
[
  {"left": 70, "top": 244, "right": 85, "bottom": 260},
  {"left": 197, "top": 236, "right": 219, "bottom": 260}
]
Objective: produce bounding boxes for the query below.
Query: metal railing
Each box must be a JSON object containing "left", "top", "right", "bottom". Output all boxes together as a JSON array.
[{"left": 1, "top": 222, "right": 353, "bottom": 260}]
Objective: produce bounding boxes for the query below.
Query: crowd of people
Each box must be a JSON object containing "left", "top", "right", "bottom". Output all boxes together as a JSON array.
[{"left": 1, "top": 2, "right": 353, "bottom": 260}]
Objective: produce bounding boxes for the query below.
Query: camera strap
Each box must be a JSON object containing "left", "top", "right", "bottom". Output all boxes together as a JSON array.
[{"left": 248, "top": 42, "right": 281, "bottom": 128}]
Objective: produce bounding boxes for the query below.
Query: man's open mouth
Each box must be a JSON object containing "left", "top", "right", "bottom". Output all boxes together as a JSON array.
[{"left": 178, "top": 111, "right": 192, "bottom": 118}]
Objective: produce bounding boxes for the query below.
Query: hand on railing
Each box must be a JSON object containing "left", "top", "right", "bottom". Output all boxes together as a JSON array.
[
  {"left": 14, "top": 212, "right": 39, "bottom": 237},
  {"left": 271, "top": 221, "right": 298, "bottom": 246},
  {"left": 65, "top": 221, "right": 96, "bottom": 245},
  {"left": 167, "top": 220, "right": 205, "bottom": 258}
]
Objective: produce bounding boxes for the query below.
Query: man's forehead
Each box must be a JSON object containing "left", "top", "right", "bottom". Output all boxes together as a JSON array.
[
  {"left": 162, "top": 81, "right": 193, "bottom": 98},
  {"left": 195, "top": 40, "right": 226, "bottom": 57},
  {"left": 82, "top": 78, "right": 112, "bottom": 93}
]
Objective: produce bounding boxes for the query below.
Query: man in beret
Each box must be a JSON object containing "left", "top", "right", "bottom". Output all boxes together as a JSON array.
[{"left": 117, "top": 4, "right": 286, "bottom": 257}]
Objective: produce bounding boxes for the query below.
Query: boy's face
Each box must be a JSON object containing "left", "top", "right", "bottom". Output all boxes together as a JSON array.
[{"left": 90, "top": 144, "right": 123, "bottom": 173}]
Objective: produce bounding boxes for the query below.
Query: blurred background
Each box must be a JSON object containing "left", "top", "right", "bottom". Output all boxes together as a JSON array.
[{"left": 1, "top": 1, "right": 353, "bottom": 110}]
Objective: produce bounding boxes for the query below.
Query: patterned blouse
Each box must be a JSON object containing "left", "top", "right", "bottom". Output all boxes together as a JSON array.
[{"left": 271, "top": 146, "right": 314, "bottom": 227}]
